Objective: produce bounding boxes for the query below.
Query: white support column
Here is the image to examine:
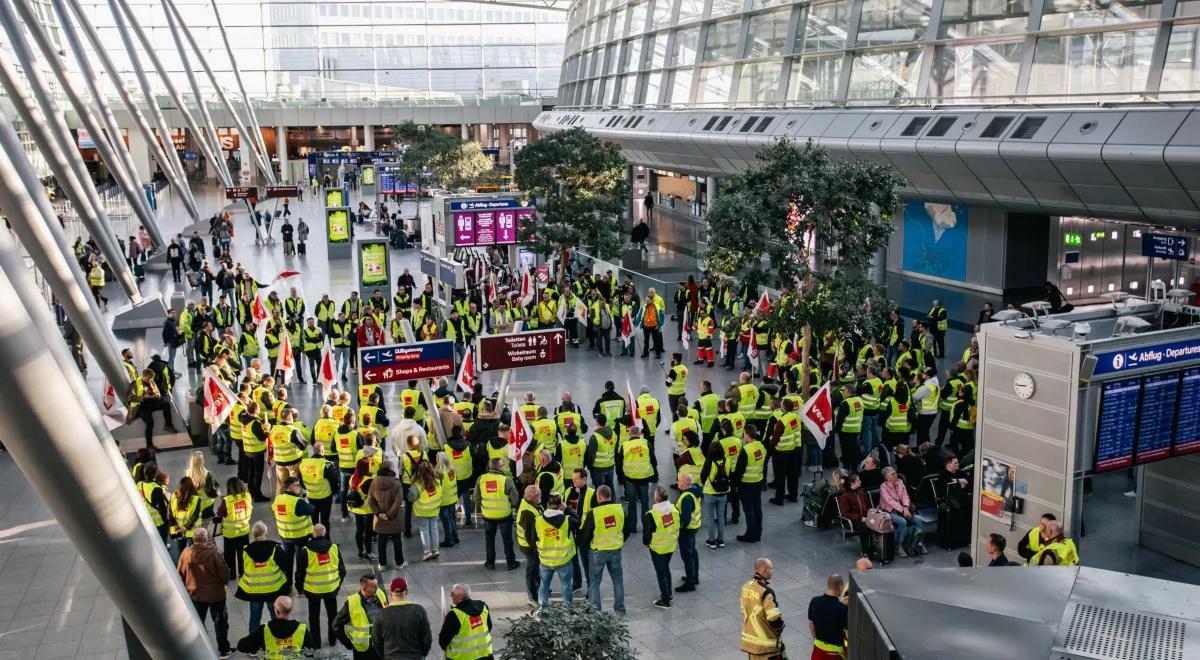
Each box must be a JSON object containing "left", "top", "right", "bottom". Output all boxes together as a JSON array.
[
  {"left": 276, "top": 125, "right": 288, "bottom": 183},
  {"left": 125, "top": 123, "right": 151, "bottom": 182},
  {"left": 239, "top": 135, "right": 252, "bottom": 184},
  {"left": 364, "top": 124, "right": 374, "bottom": 151},
  {"left": 460, "top": 123, "right": 468, "bottom": 140},
  {"left": 706, "top": 176, "right": 717, "bottom": 217}
]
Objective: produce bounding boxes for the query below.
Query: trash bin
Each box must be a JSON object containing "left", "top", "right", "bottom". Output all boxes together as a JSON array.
[{"left": 621, "top": 246, "right": 645, "bottom": 270}]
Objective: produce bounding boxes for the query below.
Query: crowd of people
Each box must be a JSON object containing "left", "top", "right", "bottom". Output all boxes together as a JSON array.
[{"left": 113, "top": 216, "right": 1089, "bottom": 658}]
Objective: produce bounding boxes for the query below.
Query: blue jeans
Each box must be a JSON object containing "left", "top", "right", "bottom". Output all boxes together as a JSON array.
[
  {"left": 439, "top": 504, "right": 458, "bottom": 544},
  {"left": 596, "top": 330, "right": 611, "bottom": 355},
  {"left": 622, "top": 481, "right": 649, "bottom": 533},
  {"left": 590, "top": 467, "right": 615, "bottom": 493},
  {"left": 416, "top": 515, "right": 439, "bottom": 553},
  {"left": 247, "top": 600, "right": 278, "bottom": 631},
  {"left": 890, "top": 511, "right": 922, "bottom": 548},
  {"left": 650, "top": 552, "right": 673, "bottom": 603},
  {"left": 703, "top": 493, "right": 727, "bottom": 543},
  {"left": 863, "top": 415, "right": 883, "bottom": 455},
  {"left": 538, "top": 562, "right": 574, "bottom": 610},
  {"left": 589, "top": 549, "right": 625, "bottom": 614},
  {"left": 458, "top": 484, "right": 476, "bottom": 526},
  {"left": 334, "top": 346, "right": 349, "bottom": 375},
  {"left": 679, "top": 529, "right": 699, "bottom": 585}
]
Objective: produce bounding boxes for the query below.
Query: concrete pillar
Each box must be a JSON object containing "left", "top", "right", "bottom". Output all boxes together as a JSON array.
[
  {"left": 706, "top": 176, "right": 717, "bottom": 216},
  {"left": 238, "top": 133, "right": 252, "bottom": 184},
  {"left": 125, "top": 124, "right": 152, "bottom": 181},
  {"left": 364, "top": 124, "right": 374, "bottom": 151},
  {"left": 276, "top": 125, "right": 288, "bottom": 183},
  {"left": 460, "top": 123, "right": 468, "bottom": 140},
  {"left": 350, "top": 125, "right": 358, "bottom": 148}
]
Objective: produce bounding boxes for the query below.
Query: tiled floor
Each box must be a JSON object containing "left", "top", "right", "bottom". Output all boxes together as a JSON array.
[{"left": 5, "top": 183, "right": 1189, "bottom": 659}]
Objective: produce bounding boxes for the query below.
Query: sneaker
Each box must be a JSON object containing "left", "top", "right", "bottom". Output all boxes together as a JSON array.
[
  {"left": 654, "top": 599, "right": 671, "bottom": 609},
  {"left": 506, "top": 561, "right": 522, "bottom": 570},
  {"left": 803, "top": 519, "right": 817, "bottom": 528},
  {"left": 528, "top": 600, "right": 539, "bottom": 609},
  {"left": 483, "top": 562, "right": 496, "bottom": 570},
  {"left": 376, "top": 563, "right": 388, "bottom": 572},
  {"left": 704, "top": 540, "right": 717, "bottom": 549},
  {"left": 438, "top": 541, "right": 454, "bottom": 548},
  {"left": 432, "top": 551, "right": 440, "bottom": 559},
  {"left": 717, "top": 541, "right": 726, "bottom": 548},
  {"left": 675, "top": 583, "right": 696, "bottom": 593},
  {"left": 422, "top": 552, "right": 433, "bottom": 561},
  {"left": 897, "top": 547, "right": 908, "bottom": 558},
  {"left": 396, "top": 561, "right": 408, "bottom": 569}
]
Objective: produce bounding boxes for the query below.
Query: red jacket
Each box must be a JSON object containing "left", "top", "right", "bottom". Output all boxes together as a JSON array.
[{"left": 357, "top": 322, "right": 385, "bottom": 347}]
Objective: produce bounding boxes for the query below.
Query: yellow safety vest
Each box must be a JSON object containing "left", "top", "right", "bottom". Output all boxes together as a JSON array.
[
  {"left": 335, "top": 430, "right": 359, "bottom": 469},
  {"left": 299, "top": 457, "right": 333, "bottom": 500},
  {"left": 672, "top": 418, "right": 700, "bottom": 452},
  {"left": 478, "top": 473, "right": 513, "bottom": 519},
  {"left": 667, "top": 365, "right": 688, "bottom": 396},
  {"left": 648, "top": 505, "right": 680, "bottom": 554},
  {"left": 449, "top": 445, "right": 473, "bottom": 479},
  {"left": 440, "top": 471, "right": 459, "bottom": 507},
  {"left": 516, "top": 499, "right": 540, "bottom": 550},
  {"left": 696, "top": 393, "right": 720, "bottom": 433},
  {"left": 559, "top": 438, "right": 586, "bottom": 474},
  {"left": 679, "top": 446, "right": 704, "bottom": 482},
  {"left": 413, "top": 481, "right": 442, "bottom": 517},
  {"left": 588, "top": 502, "right": 625, "bottom": 551},
  {"left": 238, "top": 548, "right": 286, "bottom": 595},
  {"left": 270, "top": 426, "right": 303, "bottom": 464},
  {"left": 273, "top": 492, "right": 314, "bottom": 539},
  {"left": 302, "top": 544, "right": 342, "bottom": 594},
  {"left": 738, "top": 383, "right": 760, "bottom": 415},
  {"left": 592, "top": 432, "right": 617, "bottom": 469},
  {"left": 222, "top": 493, "right": 252, "bottom": 538},
  {"left": 637, "top": 394, "right": 661, "bottom": 435},
  {"left": 534, "top": 515, "right": 576, "bottom": 567},
  {"left": 1033, "top": 538, "right": 1080, "bottom": 566},
  {"left": 885, "top": 398, "right": 911, "bottom": 433},
  {"left": 918, "top": 381, "right": 940, "bottom": 414},
  {"left": 840, "top": 397, "right": 864, "bottom": 433},
  {"left": 532, "top": 418, "right": 557, "bottom": 453},
  {"left": 170, "top": 494, "right": 200, "bottom": 536},
  {"left": 620, "top": 438, "right": 653, "bottom": 479},
  {"left": 777, "top": 412, "right": 801, "bottom": 451},
  {"left": 445, "top": 605, "right": 493, "bottom": 660},
  {"left": 486, "top": 443, "right": 512, "bottom": 476},
  {"left": 344, "top": 591, "right": 389, "bottom": 651},
  {"left": 677, "top": 490, "right": 703, "bottom": 530},
  {"left": 139, "top": 481, "right": 165, "bottom": 526},
  {"left": 742, "top": 441, "right": 766, "bottom": 484}
]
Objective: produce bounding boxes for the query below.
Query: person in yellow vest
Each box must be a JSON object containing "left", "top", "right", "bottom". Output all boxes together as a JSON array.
[
  {"left": 948, "top": 386, "right": 977, "bottom": 459},
  {"left": 531, "top": 493, "right": 580, "bottom": 612},
  {"left": 296, "top": 523, "right": 346, "bottom": 648},
  {"left": 694, "top": 310, "right": 716, "bottom": 367},
  {"left": 435, "top": 452, "right": 461, "bottom": 547},
  {"left": 733, "top": 426, "right": 768, "bottom": 543},
  {"left": 300, "top": 442, "right": 340, "bottom": 529},
  {"left": 1031, "top": 520, "right": 1080, "bottom": 566},
  {"left": 235, "top": 595, "right": 316, "bottom": 657},
  {"left": 674, "top": 428, "right": 705, "bottom": 484},
  {"left": 438, "top": 583, "right": 494, "bottom": 659},
  {"left": 170, "top": 477, "right": 203, "bottom": 556},
  {"left": 911, "top": 367, "right": 941, "bottom": 445},
  {"left": 269, "top": 408, "right": 308, "bottom": 488},
  {"left": 273, "top": 477, "right": 316, "bottom": 584},
  {"left": 740, "top": 558, "right": 787, "bottom": 659},
  {"left": 239, "top": 401, "right": 271, "bottom": 502},
  {"left": 87, "top": 259, "right": 109, "bottom": 309},
  {"left": 579, "top": 484, "right": 627, "bottom": 614},
  {"left": 531, "top": 406, "right": 558, "bottom": 455},
  {"left": 333, "top": 573, "right": 389, "bottom": 659},
  {"left": 407, "top": 461, "right": 443, "bottom": 561},
  {"left": 927, "top": 299, "right": 948, "bottom": 358},
  {"left": 665, "top": 353, "right": 689, "bottom": 420},
  {"left": 635, "top": 386, "right": 662, "bottom": 441},
  {"left": 444, "top": 426, "right": 475, "bottom": 530},
  {"left": 834, "top": 383, "right": 865, "bottom": 473},
  {"left": 1018, "top": 513, "right": 1058, "bottom": 563},
  {"left": 769, "top": 396, "right": 803, "bottom": 506},
  {"left": 616, "top": 425, "right": 656, "bottom": 534},
  {"left": 584, "top": 422, "right": 617, "bottom": 493},
  {"left": 235, "top": 522, "right": 290, "bottom": 632},
  {"left": 474, "top": 458, "right": 522, "bottom": 570},
  {"left": 640, "top": 287, "right": 666, "bottom": 358},
  {"left": 216, "top": 477, "right": 252, "bottom": 580},
  {"left": 643, "top": 486, "right": 680, "bottom": 609}
]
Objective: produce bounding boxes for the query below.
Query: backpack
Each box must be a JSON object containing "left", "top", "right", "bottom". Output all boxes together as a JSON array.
[
  {"left": 600, "top": 307, "right": 612, "bottom": 331},
  {"left": 710, "top": 461, "right": 730, "bottom": 492}
]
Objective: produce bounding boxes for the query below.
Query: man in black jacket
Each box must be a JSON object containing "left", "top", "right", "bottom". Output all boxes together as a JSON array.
[
  {"left": 236, "top": 596, "right": 317, "bottom": 656},
  {"left": 438, "top": 584, "right": 494, "bottom": 658},
  {"left": 295, "top": 524, "right": 346, "bottom": 647}
]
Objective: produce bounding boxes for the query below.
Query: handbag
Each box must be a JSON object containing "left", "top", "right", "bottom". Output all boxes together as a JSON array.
[{"left": 864, "top": 508, "right": 895, "bottom": 534}]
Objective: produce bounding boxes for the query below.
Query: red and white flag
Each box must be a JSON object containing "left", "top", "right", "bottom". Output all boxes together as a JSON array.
[
  {"left": 556, "top": 295, "right": 568, "bottom": 325},
  {"left": 518, "top": 271, "right": 534, "bottom": 308},
  {"left": 508, "top": 399, "right": 533, "bottom": 476},
  {"left": 251, "top": 294, "right": 270, "bottom": 325},
  {"left": 101, "top": 378, "right": 126, "bottom": 431},
  {"left": 273, "top": 269, "right": 302, "bottom": 284},
  {"left": 799, "top": 382, "right": 834, "bottom": 449},
  {"left": 575, "top": 297, "right": 589, "bottom": 321},
  {"left": 317, "top": 342, "right": 337, "bottom": 400},
  {"left": 681, "top": 306, "right": 691, "bottom": 351},
  {"left": 202, "top": 368, "right": 237, "bottom": 427},
  {"left": 620, "top": 309, "right": 634, "bottom": 346},
  {"left": 276, "top": 328, "right": 295, "bottom": 384},
  {"left": 626, "top": 379, "right": 640, "bottom": 429},
  {"left": 486, "top": 274, "right": 497, "bottom": 304},
  {"left": 748, "top": 330, "right": 759, "bottom": 361},
  {"left": 456, "top": 348, "right": 476, "bottom": 393},
  {"left": 755, "top": 291, "right": 771, "bottom": 315}
]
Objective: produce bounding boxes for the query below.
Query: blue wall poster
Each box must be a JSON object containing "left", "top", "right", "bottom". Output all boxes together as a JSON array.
[{"left": 901, "top": 201, "right": 969, "bottom": 281}]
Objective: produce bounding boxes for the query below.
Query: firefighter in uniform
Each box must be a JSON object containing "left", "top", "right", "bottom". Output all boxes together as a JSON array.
[{"left": 740, "top": 558, "right": 785, "bottom": 660}]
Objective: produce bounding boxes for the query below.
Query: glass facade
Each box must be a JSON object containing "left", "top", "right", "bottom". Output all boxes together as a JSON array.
[
  {"left": 558, "top": 0, "right": 1200, "bottom": 106},
  {"left": 72, "top": 0, "right": 567, "bottom": 101}
]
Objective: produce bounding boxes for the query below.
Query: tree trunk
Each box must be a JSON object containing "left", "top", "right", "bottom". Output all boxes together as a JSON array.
[{"left": 801, "top": 324, "right": 812, "bottom": 397}]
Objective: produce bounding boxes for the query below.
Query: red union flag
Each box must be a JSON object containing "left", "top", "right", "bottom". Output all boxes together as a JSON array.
[
  {"left": 626, "top": 380, "right": 640, "bottom": 429},
  {"left": 317, "top": 343, "right": 337, "bottom": 400},
  {"left": 276, "top": 329, "right": 295, "bottom": 384},
  {"left": 800, "top": 382, "right": 834, "bottom": 449},
  {"left": 519, "top": 271, "right": 534, "bottom": 308},
  {"left": 620, "top": 310, "right": 634, "bottom": 346},
  {"left": 456, "top": 348, "right": 476, "bottom": 393},
  {"left": 202, "top": 368, "right": 236, "bottom": 426},
  {"left": 681, "top": 306, "right": 690, "bottom": 351},
  {"left": 251, "top": 294, "right": 270, "bottom": 324},
  {"left": 754, "top": 291, "right": 771, "bottom": 315},
  {"left": 508, "top": 399, "right": 533, "bottom": 476}
]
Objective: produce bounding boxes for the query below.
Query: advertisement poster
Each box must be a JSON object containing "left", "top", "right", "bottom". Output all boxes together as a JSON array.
[
  {"left": 327, "top": 209, "right": 350, "bottom": 244},
  {"left": 359, "top": 242, "right": 388, "bottom": 286},
  {"left": 979, "top": 457, "right": 1016, "bottom": 524},
  {"left": 361, "top": 166, "right": 376, "bottom": 186},
  {"left": 902, "top": 201, "right": 968, "bottom": 282},
  {"left": 326, "top": 188, "right": 345, "bottom": 208}
]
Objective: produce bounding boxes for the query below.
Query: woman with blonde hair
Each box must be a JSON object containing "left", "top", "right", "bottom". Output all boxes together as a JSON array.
[
  {"left": 183, "top": 451, "right": 220, "bottom": 520},
  {"left": 406, "top": 460, "right": 441, "bottom": 560},
  {"left": 435, "top": 451, "right": 459, "bottom": 547}
]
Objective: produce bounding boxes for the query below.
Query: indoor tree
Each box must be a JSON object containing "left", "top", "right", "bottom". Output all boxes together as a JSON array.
[
  {"left": 704, "top": 138, "right": 903, "bottom": 392},
  {"left": 392, "top": 120, "right": 464, "bottom": 195},
  {"left": 433, "top": 140, "right": 495, "bottom": 189},
  {"left": 513, "top": 126, "right": 629, "bottom": 266}
]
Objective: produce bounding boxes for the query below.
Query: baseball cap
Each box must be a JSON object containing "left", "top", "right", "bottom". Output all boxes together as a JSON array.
[{"left": 389, "top": 577, "right": 408, "bottom": 593}]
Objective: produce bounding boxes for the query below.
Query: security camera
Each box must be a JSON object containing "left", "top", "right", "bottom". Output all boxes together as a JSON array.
[{"left": 1073, "top": 322, "right": 1091, "bottom": 338}]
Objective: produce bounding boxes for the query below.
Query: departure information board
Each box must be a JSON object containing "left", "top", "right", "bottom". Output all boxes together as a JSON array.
[
  {"left": 1135, "top": 372, "right": 1178, "bottom": 464},
  {"left": 1094, "top": 367, "right": 1200, "bottom": 473},
  {"left": 1175, "top": 368, "right": 1200, "bottom": 456},
  {"left": 1095, "top": 377, "right": 1140, "bottom": 472}
]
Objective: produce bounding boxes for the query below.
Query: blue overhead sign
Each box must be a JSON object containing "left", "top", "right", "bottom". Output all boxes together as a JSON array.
[
  {"left": 1141, "top": 233, "right": 1189, "bottom": 260},
  {"left": 1093, "top": 337, "right": 1200, "bottom": 376},
  {"left": 449, "top": 198, "right": 531, "bottom": 211}
]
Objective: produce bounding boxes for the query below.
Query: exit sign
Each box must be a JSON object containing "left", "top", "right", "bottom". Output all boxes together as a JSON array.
[{"left": 1064, "top": 232, "right": 1082, "bottom": 247}]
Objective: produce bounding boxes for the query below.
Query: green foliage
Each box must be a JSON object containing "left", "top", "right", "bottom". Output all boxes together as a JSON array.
[
  {"left": 392, "top": 121, "right": 465, "bottom": 192},
  {"left": 704, "top": 138, "right": 903, "bottom": 288},
  {"left": 513, "top": 127, "right": 630, "bottom": 260},
  {"left": 433, "top": 141, "right": 495, "bottom": 189},
  {"left": 770, "top": 270, "right": 896, "bottom": 340},
  {"left": 498, "top": 603, "right": 637, "bottom": 660}
]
